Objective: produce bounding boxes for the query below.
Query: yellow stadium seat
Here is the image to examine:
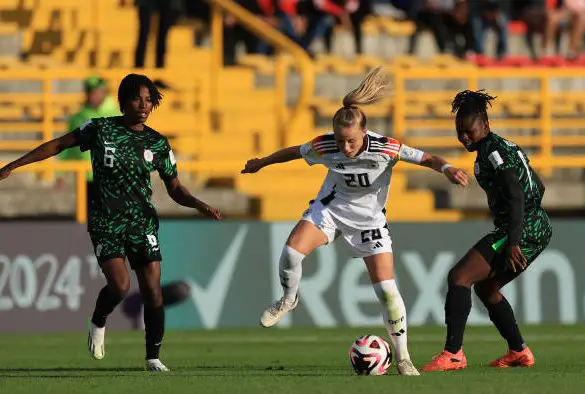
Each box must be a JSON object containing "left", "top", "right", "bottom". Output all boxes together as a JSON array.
[
  {"left": 0, "top": 55, "right": 19, "bottom": 68},
  {"left": 377, "top": 18, "right": 415, "bottom": 36},
  {"left": 0, "top": 23, "right": 18, "bottom": 35},
  {"left": 311, "top": 98, "right": 342, "bottom": 117},
  {"left": 355, "top": 55, "right": 386, "bottom": 70},
  {"left": 363, "top": 100, "right": 392, "bottom": 117},
  {"left": 216, "top": 90, "right": 275, "bottom": 111},
  {"left": 362, "top": 16, "right": 380, "bottom": 35},
  {"left": 235, "top": 166, "right": 462, "bottom": 221},
  {"left": 429, "top": 101, "right": 453, "bottom": 118},
  {"left": 331, "top": 58, "right": 365, "bottom": 75},
  {"left": 505, "top": 102, "right": 538, "bottom": 117},
  {"left": 430, "top": 54, "right": 472, "bottom": 68},
  {"left": 25, "top": 54, "right": 61, "bottom": 68},
  {"left": 0, "top": 0, "right": 21, "bottom": 10},
  {"left": 0, "top": 106, "right": 24, "bottom": 119},
  {"left": 487, "top": 102, "right": 504, "bottom": 117},
  {"left": 237, "top": 54, "right": 275, "bottom": 75},
  {"left": 550, "top": 101, "right": 577, "bottom": 116},
  {"left": 404, "top": 101, "right": 429, "bottom": 117},
  {"left": 167, "top": 27, "right": 195, "bottom": 51},
  {"left": 28, "top": 7, "right": 62, "bottom": 30},
  {"left": 315, "top": 55, "right": 364, "bottom": 75},
  {"left": 387, "top": 55, "right": 423, "bottom": 69}
]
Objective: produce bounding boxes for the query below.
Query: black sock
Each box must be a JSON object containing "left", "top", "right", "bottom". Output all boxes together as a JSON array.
[
  {"left": 444, "top": 285, "right": 472, "bottom": 354},
  {"left": 91, "top": 286, "right": 124, "bottom": 328},
  {"left": 487, "top": 297, "right": 525, "bottom": 352},
  {"left": 144, "top": 304, "right": 165, "bottom": 360}
]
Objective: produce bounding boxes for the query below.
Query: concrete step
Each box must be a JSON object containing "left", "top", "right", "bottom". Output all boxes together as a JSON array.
[{"left": 0, "top": 175, "right": 251, "bottom": 218}]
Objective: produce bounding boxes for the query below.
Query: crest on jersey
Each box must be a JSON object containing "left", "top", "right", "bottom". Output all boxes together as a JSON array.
[
  {"left": 144, "top": 149, "right": 154, "bottom": 162},
  {"left": 474, "top": 162, "right": 480, "bottom": 175},
  {"left": 169, "top": 150, "right": 176, "bottom": 165}
]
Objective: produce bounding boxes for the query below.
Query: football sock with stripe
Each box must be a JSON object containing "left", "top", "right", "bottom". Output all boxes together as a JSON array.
[{"left": 373, "top": 280, "right": 410, "bottom": 361}]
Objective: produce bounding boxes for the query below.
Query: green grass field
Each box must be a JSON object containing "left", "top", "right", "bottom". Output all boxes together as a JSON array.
[{"left": 1, "top": 324, "right": 584, "bottom": 394}]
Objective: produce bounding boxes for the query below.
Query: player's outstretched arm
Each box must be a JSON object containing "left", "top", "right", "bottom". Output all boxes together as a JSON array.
[
  {"left": 0, "top": 132, "right": 79, "bottom": 181},
  {"left": 241, "top": 146, "right": 302, "bottom": 174},
  {"left": 418, "top": 152, "right": 469, "bottom": 188},
  {"left": 163, "top": 176, "right": 222, "bottom": 220}
]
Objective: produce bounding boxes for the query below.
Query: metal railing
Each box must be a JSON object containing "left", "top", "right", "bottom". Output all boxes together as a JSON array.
[
  {"left": 204, "top": 0, "right": 315, "bottom": 146},
  {"left": 393, "top": 67, "right": 585, "bottom": 176}
]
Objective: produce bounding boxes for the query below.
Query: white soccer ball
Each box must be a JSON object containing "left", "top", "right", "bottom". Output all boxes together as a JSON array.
[{"left": 349, "top": 335, "right": 392, "bottom": 375}]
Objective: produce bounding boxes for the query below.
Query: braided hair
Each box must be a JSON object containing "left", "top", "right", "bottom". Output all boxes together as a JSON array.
[{"left": 451, "top": 89, "right": 496, "bottom": 122}]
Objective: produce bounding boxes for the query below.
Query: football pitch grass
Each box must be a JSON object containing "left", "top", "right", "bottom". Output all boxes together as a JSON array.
[{"left": 1, "top": 324, "right": 584, "bottom": 394}]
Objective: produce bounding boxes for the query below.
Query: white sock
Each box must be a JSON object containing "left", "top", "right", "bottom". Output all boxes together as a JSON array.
[
  {"left": 279, "top": 245, "right": 304, "bottom": 303},
  {"left": 373, "top": 279, "right": 410, "bottom": 361}
]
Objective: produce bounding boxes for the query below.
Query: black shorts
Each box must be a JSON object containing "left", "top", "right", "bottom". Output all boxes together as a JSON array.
[
  {"left": 90, "top": 230, "right": 162, "bottom": 270},
  {"left": 473, "top": 232, "right": 550, "bottom": 278}
]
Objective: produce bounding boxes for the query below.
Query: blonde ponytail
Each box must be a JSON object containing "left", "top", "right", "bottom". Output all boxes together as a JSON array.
[
  {"left": 333, "top": 67, "right": 391, "bottom": 130},
  {"left": 342, "top": 66, "right": 391, "bottom": 107}
]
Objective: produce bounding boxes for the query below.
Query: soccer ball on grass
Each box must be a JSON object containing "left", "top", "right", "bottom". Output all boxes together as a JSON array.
[{"left": 349, "top": 335, "right": 392, "bottom": 375}]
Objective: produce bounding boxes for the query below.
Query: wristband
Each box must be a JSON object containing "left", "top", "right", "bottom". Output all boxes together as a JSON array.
[{"left": 441, "top": 164, "right": 453, "bottom": 173}]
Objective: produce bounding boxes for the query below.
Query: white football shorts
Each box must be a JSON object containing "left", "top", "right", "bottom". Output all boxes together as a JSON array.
[{"left": 301, "top": 201, "right": 393, "bottom": 258}]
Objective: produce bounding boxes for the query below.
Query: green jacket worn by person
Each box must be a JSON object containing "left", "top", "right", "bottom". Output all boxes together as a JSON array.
[{"left": 59, "top": 76, "right": 121, "bottom": 181}]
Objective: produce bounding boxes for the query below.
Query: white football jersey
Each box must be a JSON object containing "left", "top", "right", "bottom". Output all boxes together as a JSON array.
[{"left": 300, "top": 130, "right": 424, "bottom": 229}]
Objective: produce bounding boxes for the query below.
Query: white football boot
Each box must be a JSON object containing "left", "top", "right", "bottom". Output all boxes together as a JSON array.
[
  {"left": 146, "top": 359, "right": 170, "bottom": 372},
  {"left": 87, "top": 322, "right": 105, "bottom": 360},
  {"left": 397, "top": 359, "right": 420, "bottom": 376},
  {"left": 260, "top": 295, "right": 299, "bottom": 327}
]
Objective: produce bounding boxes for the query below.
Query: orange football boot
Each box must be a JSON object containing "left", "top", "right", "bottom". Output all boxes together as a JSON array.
[
  {"left": 490, "top": 347, "right": 535, "bottom": 368},
  {"left": 421, "top": 349, "right": 468, "bottom": 372}
]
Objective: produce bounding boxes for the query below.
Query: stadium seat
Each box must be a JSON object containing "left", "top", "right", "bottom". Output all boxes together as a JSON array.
[
  {"left": 315, "top": 55, "right": 364, "bottom": 75},
  {"left": 0, "top": 23, "right": 18, "bottom": 35},
  {"left": 505, "top": 102, "right": 539, "bottom": 117},
  {"left": 550, "top": 101, "right": 578, "bottom": 116},
  {"left": 377, "top": 18, "right": 415, "bottom": 36},
  {"left": 404, "top": 101, "right": 429, "bottom": 117},
  {"left": 237, "top": 54, "right": 275, "bottom": 75},
  {"left": 387, "top": 54, "right": 423, "bottom": 69},
  {"left": 0, "top": 0, "right": 21, "bottom": 10},
  {"left": 235, "top": 166, "right": 462, "bottom": 221}
]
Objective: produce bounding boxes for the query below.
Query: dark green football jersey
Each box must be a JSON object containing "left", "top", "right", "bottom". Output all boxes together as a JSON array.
[
  {"left": 474, "top": 132, "right": 550, "bottom": 243},
  {"left": 74, "top": 116, "right": 178, "bottom": 232}
]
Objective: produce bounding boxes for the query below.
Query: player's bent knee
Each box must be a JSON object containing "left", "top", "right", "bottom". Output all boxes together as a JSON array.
[
  {"left": 286, "top": 225, "right": 327, "bottom": 255},
  {"left": 447, "top": 267, "right": 474, "bottom": 288},
  {"left": 107, "top": 275, "right": 130, "bottom": 298},
  {"left": 115, "top": 280, "right": 131, "bottom": 298},
  {"left": 447, "top": 267, "right": 460, "bottom": 286},
  {"left": 473, "top": 282, "right": 490, "bottom": 302},
  {"left": 474, "top": 283, "right": 502, "bottom": 305}
]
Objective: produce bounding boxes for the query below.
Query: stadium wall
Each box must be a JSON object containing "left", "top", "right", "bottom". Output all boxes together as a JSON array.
[{"left": 0, "top": 220, "right": 581, "bottom": 333}]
